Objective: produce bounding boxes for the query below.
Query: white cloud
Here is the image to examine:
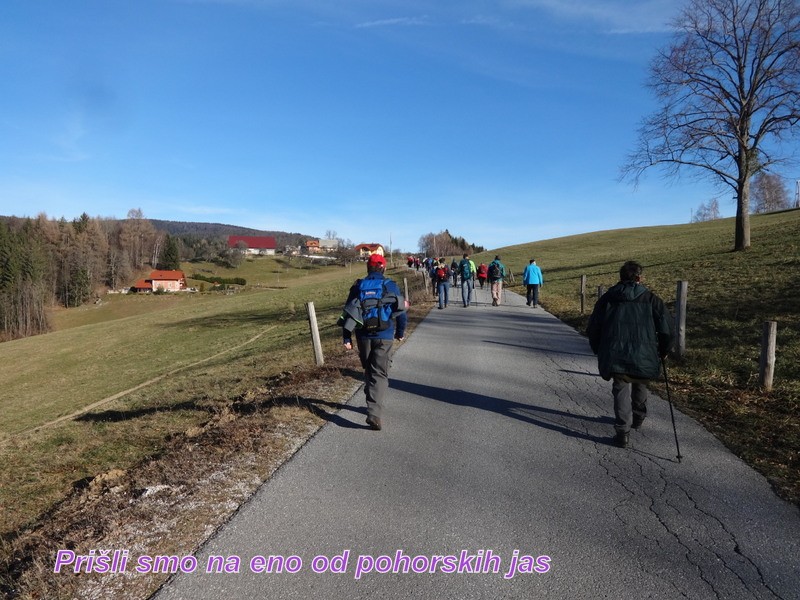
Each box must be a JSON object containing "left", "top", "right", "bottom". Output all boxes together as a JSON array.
[
  {"left": 510, "top": 0, "right": 678, "bottom": 34},
  {"left": 355, "top": 16, "right": 431, "bottom": 29}
]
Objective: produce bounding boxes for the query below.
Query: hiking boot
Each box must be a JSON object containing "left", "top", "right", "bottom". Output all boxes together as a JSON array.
[
  {"left": 366, "top": 416, "right": 382, "bottom": 431},
  {"left": 632, "top": 415, "right": 645, "bottom": 429},
  {"left": 614, "top": 431, "right": 630, "bottom": 448}
]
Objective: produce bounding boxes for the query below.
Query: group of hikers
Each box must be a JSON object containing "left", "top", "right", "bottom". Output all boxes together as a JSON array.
[
  {"left": 340, "top": 253, "right": 673, "bottom": 450},
  {"left": 407, "top": 254, "right": 544, "bottom": 308}
]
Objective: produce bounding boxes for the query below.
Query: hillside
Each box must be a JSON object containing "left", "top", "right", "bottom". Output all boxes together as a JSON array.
[
  {"left": 1, "top": 212, "right": 798, "bottom": 598},
  {"left": 149, "top": 219, "right": 315, "bottom": 248},
  {"left": 471, "top": 208, "right": 800, "bottom": 505},
  {"left": 0, "top": 215, "right": 316, "bottom": 249}
]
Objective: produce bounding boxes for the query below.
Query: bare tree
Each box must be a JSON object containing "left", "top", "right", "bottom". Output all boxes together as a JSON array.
[
  {"left": 692, "top": 197, "right": 722, "bottom": 221},
  {"left": 751, "top": 171, "right": 792, "bottom": 212},
  {"left": 119, "top": 208, "right": 157, "bottom": 269},
  {"left": 623, "top": 0, "right": 800, "bottom": 251}
]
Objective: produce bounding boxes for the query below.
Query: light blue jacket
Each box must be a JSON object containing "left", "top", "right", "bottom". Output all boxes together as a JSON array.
[{"left": 522, "top": 263, "right": 544, "bottom": 285}]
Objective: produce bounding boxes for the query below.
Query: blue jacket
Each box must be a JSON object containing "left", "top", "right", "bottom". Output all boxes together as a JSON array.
[
  {"left": 340, "top": 272, "right": 407, "bottom": 343},
  {"left": 522, "top": 263, "right": 544, "bottom": 285}
]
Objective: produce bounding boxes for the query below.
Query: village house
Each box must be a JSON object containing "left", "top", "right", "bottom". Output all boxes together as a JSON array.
[
  {"left": 354, "top": 243, "right": 385, "bottom": 259},
  {"left": 303, "top": 239, "right": 321, "bottom": 254},
  {"left": 319, "top": 239, "right": 339, "bottom": 253},
  {"left": 302, "top": 239, "right": 340, "bottom": 255},
  {"left": 227, "top": 235, "right": 277, "bottom": 256},
  {"left": 132, "top": 270, "right": 187, "bottom": 293}
]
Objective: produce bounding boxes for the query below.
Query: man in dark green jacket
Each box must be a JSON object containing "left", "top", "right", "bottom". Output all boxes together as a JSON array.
[{"left": 587, "top": 261, "right": 674, "bottom": 448}]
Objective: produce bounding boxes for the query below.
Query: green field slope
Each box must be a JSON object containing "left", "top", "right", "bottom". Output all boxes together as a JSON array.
[{"left": 475, "top": 208, "right": 800, "bottom": 504}]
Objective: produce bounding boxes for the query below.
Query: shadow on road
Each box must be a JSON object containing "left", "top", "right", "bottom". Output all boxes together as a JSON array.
[{"left": 390, "top": 378, "right": 614, "bottom": 445}]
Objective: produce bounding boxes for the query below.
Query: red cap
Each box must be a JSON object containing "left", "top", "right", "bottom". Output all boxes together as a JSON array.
[{"left": 367, "top": 253, "right": 386, "bottom": 268}]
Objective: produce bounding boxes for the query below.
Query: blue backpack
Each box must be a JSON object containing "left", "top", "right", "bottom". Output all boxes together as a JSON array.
[{"left": 358, "top": 278, "right": 394, "bottom": 333}]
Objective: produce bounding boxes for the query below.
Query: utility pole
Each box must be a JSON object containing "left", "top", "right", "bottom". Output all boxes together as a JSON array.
[{"left": 795, "top": 180, "right": 799, "bottom": 208}]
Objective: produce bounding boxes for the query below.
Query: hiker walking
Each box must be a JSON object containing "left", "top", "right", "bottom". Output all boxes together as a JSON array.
[
  {"left": 586, "top": 261, "right": 674, "bottom": 449},
  {"left": 428, "top": 260, "right": 439, "bottom": 298},
  {"left": 338, "top": 253, "right": 408, "bottom": 431},
  {"left": 488, "top": 255, "right": 506, "bottom": 306},
  {"left": 435, "top": 260, "right": 452, "bottom": 309},
  {"left": 476, "top": 262, "right": 488, "bottom": 289},
  {"left": 450, "top": 258, "right": 459, "bottom": 287},
  {"left": 458, "top": 253, "right": 476, "bottom": 307},
  {"left": 522, "top": 258, "right": 544, "bottom": 307}
]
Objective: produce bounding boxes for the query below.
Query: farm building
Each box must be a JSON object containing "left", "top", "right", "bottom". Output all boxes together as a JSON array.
[
  {"left": 303, "top": 239, "right": 339, "bottom": 254},
  {"left": 132, "top": 270, "right": 187, "bottom": 292},
  {"left": 227, "top": 235, "right": 277, "bottom": 255}
]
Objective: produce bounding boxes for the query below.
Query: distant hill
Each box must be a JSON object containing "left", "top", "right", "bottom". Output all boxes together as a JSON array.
[
  {"left": 0, "top": 215, "right": 316, "bottom": 250},
  {"left": 124, "top": 220, "right": 316, "bottom": 250},
  {"left": 149, "top": 220, "right": 314, "bottom": 248}
]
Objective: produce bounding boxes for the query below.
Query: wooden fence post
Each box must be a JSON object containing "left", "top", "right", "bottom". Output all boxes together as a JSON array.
[
  {"left": 580, "top": 275, "right": 587, "bottom": 314},
  {"left": 674, "top": 281, "right": 688, "bottom": 359},
  {"left": 305, "top": 301, "right": 324, "bottom": 367},
  {"left": 760, "top": 321, "right": 777, "bottom": 391},
  {"left": 597, "top": 285, "right": 605, "bottom": 299},
  {"left": 404, "top": 277, "right": 410, "bottom": 305}
]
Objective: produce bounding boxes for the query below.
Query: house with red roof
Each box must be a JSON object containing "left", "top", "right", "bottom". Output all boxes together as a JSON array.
[
  {"left": 132, "top": 270, "right": 187, "bottom": 292},
  {"left": 227, "top": 235, "right": 277, "bottom": 255}
]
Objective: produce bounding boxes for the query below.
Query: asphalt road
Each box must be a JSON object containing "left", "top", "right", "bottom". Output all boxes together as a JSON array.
[{"left": 154, "top": 284, "right": 800, "bottom": 600}]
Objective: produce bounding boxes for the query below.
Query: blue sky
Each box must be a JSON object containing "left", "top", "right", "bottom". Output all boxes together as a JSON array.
[{"left": 1, "top": 0, "right": 732, "bottom": 253}]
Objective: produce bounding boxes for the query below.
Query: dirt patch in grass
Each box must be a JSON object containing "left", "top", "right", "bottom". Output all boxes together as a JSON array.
[{"left": 1, "top": 359, "right": 354, "bottom": 599}]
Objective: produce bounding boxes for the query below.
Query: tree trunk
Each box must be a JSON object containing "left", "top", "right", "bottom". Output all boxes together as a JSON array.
[
  {"left": 735, "top": 191, "right": 751, "bottom": 250},
  {"left": 734, "top": 149, "right": 751, "bottom": 251}
]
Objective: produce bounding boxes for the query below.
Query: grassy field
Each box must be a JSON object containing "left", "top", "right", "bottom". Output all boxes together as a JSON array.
[
  {"left": 0, "top": 257, "right": 420, "bottom": 537},
  {"left": 472, "top": 208, "right": 800, "bottom": 504},
  {"left": 1, "top": 215, "right": 799, "bottom": 597}
]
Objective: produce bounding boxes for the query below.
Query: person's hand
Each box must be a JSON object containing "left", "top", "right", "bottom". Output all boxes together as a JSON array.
[{"left": 343, "top": 341, "right": 352, "bottom": 351}]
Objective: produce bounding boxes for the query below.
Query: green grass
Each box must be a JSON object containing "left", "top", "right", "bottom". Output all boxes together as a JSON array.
[
  {"left": 0, "top": 257, "right": 380, "bottom": 534},
  {"left": 476, "top": 209, "right": 800, "bottom": 503},
  {"left": 2, "top": 214, "right": 799, "bottom": 541}
]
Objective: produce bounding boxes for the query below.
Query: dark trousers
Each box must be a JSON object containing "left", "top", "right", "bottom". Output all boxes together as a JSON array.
[
  {"left": 612, "top": 374, "right": 648, "bottom": 433},
  {"left": 356, "top": 337, "right": 393, "bottom": 419},
  {"left": 526, "top": 284, "right": 540, "bottom": 306}
]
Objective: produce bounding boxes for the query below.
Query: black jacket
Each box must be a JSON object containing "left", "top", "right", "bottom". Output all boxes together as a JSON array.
[{"left": 587, "top": 281, "right": 673, "bottom": 380}]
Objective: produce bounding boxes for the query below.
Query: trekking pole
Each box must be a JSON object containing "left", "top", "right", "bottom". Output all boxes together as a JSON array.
[{"left": 661, "top": 358, "right": 683, "bottom": 463}]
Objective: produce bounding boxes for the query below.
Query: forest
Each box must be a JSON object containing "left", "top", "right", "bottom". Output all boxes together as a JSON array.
[{"left": 0, "top": 210, "right": 269, "bottom": 341}]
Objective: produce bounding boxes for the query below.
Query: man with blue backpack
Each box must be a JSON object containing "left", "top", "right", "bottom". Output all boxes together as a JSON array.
[
  {"left": 458, "top": 253, "right": 476, "bottom": 307},
  {"left": 338, "top": 253, "right": 408, "bottom": 431}
]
